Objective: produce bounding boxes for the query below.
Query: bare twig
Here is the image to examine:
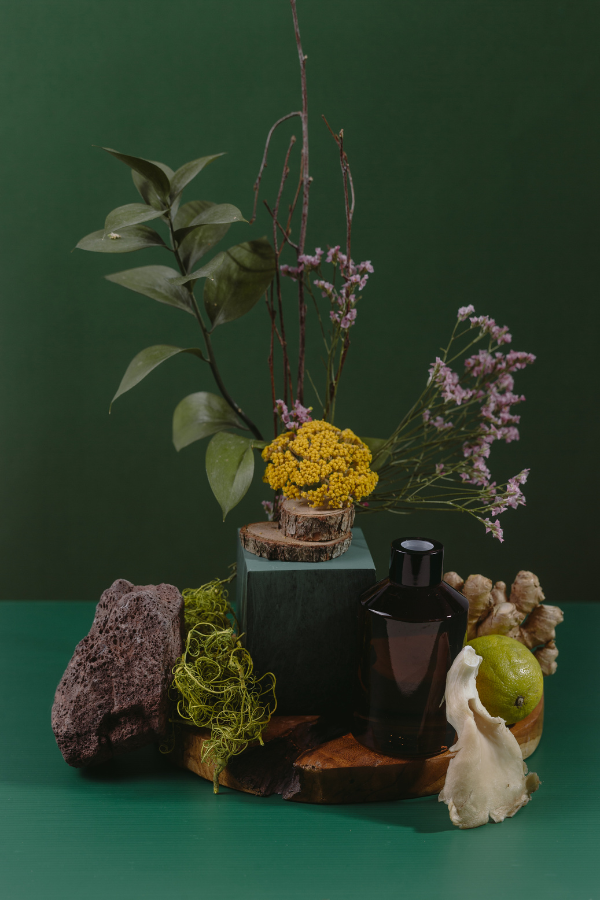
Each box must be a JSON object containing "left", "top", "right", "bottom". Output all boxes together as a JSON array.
[
  {"left": 322, "top": 115, "right": 355, "bottom": 271},
  {"left": 273, "top": 135, "right": 296, "bottom": 405},
  {"left": 290, "top": 0, "right": 310, "bottom": 403},
  {"left": 250, "top": 112, "right": 301, "bottom": 225},
  {"left": 285, "top": 168, "right": 303, "bottom": 237},
  {"left": 265, "top": 290, "right": 278, "bottom": 437},
  {"left": 263, "top": 201, "right": 299, "bottom": 252}
]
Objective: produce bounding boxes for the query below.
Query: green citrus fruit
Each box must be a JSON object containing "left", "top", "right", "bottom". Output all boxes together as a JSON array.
[{"left": 467, "top": 634, "right": 543, "bottom": 724}]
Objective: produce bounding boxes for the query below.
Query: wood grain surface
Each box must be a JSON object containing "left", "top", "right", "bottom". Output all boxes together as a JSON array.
[
  {"left": 279, "top": 498, "right": 355, "bottom": 542},
  {"left": 175, "top": 696, "right": 544, "bottom": 804},
  {"left": 239, "top": 521, "right": 353, "bottom": 561}
]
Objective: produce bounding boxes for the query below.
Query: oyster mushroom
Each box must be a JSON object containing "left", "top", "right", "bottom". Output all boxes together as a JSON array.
[{"left": 439, "top": 645, "right": 540, "bottom": 829}]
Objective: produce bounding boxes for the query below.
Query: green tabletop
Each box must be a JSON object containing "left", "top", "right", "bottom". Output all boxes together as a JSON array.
[{"left": 1, "top": 601, "right": 597, "bottom": 900}]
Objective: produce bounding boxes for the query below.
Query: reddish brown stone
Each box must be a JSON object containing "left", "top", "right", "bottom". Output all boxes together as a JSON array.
[{"left": 52, "top": 579, "right": 184, "bottom": 767}]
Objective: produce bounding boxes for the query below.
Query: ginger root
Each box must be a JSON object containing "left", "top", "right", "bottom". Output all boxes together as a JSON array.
[
  {"left": 439, "top": 645, "right": 540, "bottom": 828},
  {"left": 520, "top": 604, "right": 564, "bottom": 650},
  {"left": 476, "top": 600, "right": 522, "bottom": 637},
  {"left": 444, "top": 571, "right": 464, "bottom": 592},
  {"left": 535, "top": 640, "right": 559, "bottom": 675},
  {"left": 444, "top": 568, "right": 563, "bottom": 673},
  {"left": 490, "top": 581, "right": 508, "bottom": 605},
  {"left": 462, "top": 574, "right": 493, "bottom": 640},
  {"left": 511, "top": 570, "right": 545, "bottom": 616}
]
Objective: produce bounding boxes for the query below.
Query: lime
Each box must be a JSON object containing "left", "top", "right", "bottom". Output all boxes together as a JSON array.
[{"left": 467, "top": 634, "right": 543, "bottom": 724}]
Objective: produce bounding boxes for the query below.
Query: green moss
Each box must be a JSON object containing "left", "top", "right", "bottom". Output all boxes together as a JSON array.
[
  {"left": 162, "top": 575, "right": 277, "bottom": 793},
  {"left": 182, "top": 577, "right": 238, "bottom": 634}
]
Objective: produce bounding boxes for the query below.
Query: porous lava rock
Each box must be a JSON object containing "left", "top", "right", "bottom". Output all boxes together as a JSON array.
[{"left": 52, "top": 579, "right": 184, "bottom": 767}]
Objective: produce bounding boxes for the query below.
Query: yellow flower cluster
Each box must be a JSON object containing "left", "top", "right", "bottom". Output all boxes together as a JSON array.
[{"left": 262, "top": 420, "right": 378, "bottom": 509}]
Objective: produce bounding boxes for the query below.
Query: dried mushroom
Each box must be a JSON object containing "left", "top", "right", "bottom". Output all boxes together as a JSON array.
[{"left": 439, "top": 645, "right": 540, "bottom": 829}]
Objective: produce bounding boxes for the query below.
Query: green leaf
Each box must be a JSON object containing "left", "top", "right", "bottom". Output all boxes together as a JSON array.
[
  {"left": 104, "top": 203, "right": 165, "bottom": 236},
  {"left": 105, "top": 265, "right": 193, "bottom": 314},
  {"left": 361, "top": 436, "right": 391, "bottom": 471},
  {"left": 132, "top": 161, "right": 175, "bottom": 212},
  {"left": 101, "top": 148, "right": 171, "bottom": 203},
  {"left": 204, "top": 237, "right": 276, "bottom": 328},
  {"left": 173, "top": 204, "right": 246, "bottom": 245},
  {"left": 111, "top": 345, "right": 205, "bottom": 408},
  {"left": 76, "top": 224, "right": 167, "bottom": 253},
  {"left": 174, "top": 201, "right": 232, "bottom": 271},
  {"left": 206, "top": 432, "right": 255, "bottom": 521},
  {"left": 172, "top": 253, "right": 225, "bottom": 285},
  {"left": 173, "top": 391, "right": 245, "bottom": 451},
  {"left": 169, "top": 154, "right": 224, "bottom": 202}
]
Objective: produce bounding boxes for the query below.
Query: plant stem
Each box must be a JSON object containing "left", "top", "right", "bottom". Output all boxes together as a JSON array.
[
  {"left": 250, "top": 112, "right": 301, "bottom": 225},
  {"left": 273, "top": 135, "right": 296, "bottom": 406},
  {"left": 167, "top": 216, "right": 264, "bottom": 441},
  {"left": 290, "top": 0, "right": 310, "bottom": 403},
  {"left": 266, "top": 290, "right": 277, "bottom": 437}
]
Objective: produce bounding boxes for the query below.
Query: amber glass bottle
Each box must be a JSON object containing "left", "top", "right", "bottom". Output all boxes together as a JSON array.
[{"left": 352, "top": 537, "right": 468, "bottom": 758}]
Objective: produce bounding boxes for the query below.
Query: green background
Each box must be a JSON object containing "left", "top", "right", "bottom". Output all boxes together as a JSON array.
[{"left": 0, "top": 0, "right": 598, "bottom": 601}]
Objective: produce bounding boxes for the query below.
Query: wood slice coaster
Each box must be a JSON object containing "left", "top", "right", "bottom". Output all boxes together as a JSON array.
[
  {"left": 174, "top": 696, "right": 544, "bottom": 804},
  {"left": 279, "top": 498, "right": 355, "bottom": 542},
  {"left": 239, "top": 521, "right": 352, "bottom": 562}
]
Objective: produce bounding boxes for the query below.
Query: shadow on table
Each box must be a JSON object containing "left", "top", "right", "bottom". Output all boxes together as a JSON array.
[
  {"left": 77, "top": 746, "right": 456, "bottom": 831},
  {"left": 314, "top": 793, "right": 457, "bottom": 834},
  {"left": 78, "top": 745, "right": 182, "bottom": 783}
]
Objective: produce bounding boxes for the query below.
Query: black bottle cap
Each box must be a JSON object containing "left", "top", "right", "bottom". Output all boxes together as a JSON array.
[{"left": 389, "top": 537, "right": 444, "bottom": 587}]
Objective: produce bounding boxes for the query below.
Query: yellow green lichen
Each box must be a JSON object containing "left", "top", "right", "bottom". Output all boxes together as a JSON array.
[{"left": 162, "top": 576, "right": 277, "bottom": 793}]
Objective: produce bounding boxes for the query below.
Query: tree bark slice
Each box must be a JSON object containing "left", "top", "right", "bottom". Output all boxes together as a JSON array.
[
  {"left": 240, "top": 521, "right": 352, "bottom": 562},
  {"left": 173, "top": 696, "right": 544, "bottom": 805},
  {"left": 279, "top": 498, "right": 355, "bottom": 542}
]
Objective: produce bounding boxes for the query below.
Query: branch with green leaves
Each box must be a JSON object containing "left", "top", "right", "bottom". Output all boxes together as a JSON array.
[{"left": 76, "top": 147, "right": 276, "bottom": 519}]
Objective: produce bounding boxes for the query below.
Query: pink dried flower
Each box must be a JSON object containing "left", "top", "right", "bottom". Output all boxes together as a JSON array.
[
  {"left": 457, "top": 304, "right": 475, "bottom": 321},
  {"left": 314, "top": 279, "right": 334, "bottom": 298},
  {"left": 275, "top": 399, "right": 313, "bottom": 430},
  {"left": 505, "top": 351, "right": 536, "bottom": 371},
  {"left": 298, "top": 248, "right": 324, "bottom": 270},
  {"left": 491, "top": 324, "right": 512, "bottom": 345},
  {"left": 280, "top": 263, "right": 304, "bottom": 282},
  {"left": 483, "top": 518, "right": 504, "bottom": 542},
  {"left": 469, "top": 316, "right": 512, "bottom": 346},
  {"left": 432, "top": 416, "right": 453, "bottom": 431},
  {"left": 340, "top": 308, "right": 357, "bottom": 330},
  {"left": 428, "top": 358, "right": 473, "bottom": 406},
  {"left": 464, "top": 349, "right": 496, "bottom": 377},
  {"left": 261, "top": 500, "right": 275, "bottom": 521}
]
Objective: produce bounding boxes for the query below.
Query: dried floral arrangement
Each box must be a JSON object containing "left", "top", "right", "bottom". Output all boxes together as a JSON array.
[{"left": 76, "top": 0, "right": 535, "bottom": 541}]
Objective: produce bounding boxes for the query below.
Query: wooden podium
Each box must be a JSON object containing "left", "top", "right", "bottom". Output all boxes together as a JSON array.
[{"left": 174, "top": 697, "right": 544, "bottom": 804}]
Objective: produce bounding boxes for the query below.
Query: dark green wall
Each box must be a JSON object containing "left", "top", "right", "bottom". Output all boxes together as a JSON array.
[{"left": 0, "top": 0, "right": 598, "bottom": 601}]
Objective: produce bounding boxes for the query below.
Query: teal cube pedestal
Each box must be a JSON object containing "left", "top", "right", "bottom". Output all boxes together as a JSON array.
[{"left": 236, "top": 527, "right": 376, "bottom": 715}]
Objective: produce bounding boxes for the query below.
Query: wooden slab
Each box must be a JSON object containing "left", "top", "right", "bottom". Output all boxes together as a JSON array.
[
  {"left": 279, "top": 498, "right": 355, "bottom": 542},
  {"left": 174, "top": 696, "right": 544, "bottom": 804},
  {"left": 239, "top": 521, "right": 352, "bottom": 562}
]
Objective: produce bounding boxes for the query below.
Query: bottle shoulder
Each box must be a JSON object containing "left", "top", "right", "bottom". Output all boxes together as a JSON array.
[{"left": 360, "top": 578, "right": 468, "bottom": 623}]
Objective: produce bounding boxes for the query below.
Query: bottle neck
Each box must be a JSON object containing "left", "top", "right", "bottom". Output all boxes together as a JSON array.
[{"left": 389, "top": 537, "right": 444, "bottom": 587}]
